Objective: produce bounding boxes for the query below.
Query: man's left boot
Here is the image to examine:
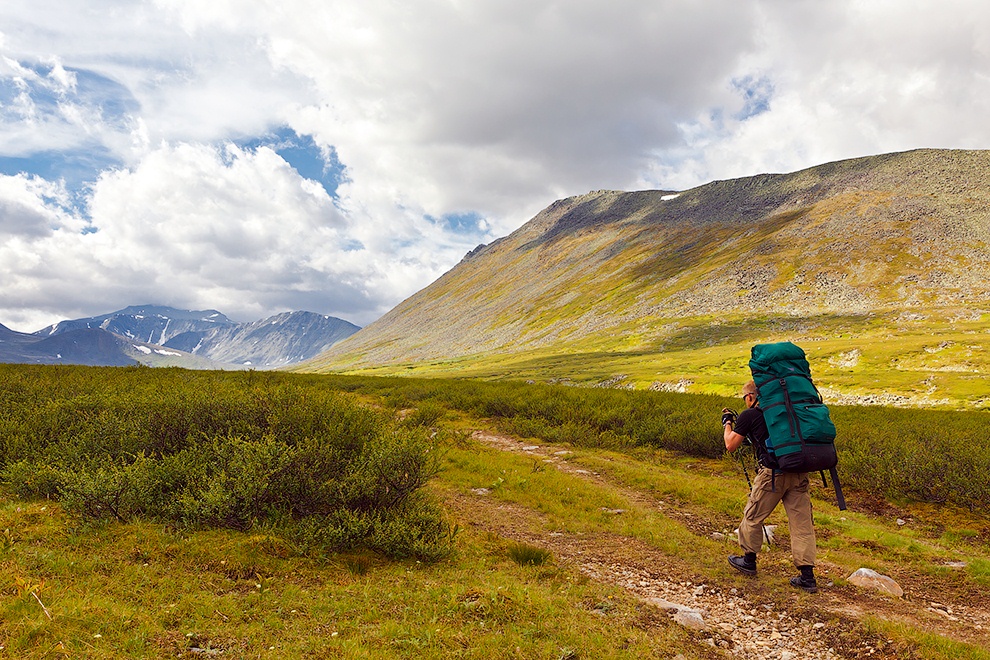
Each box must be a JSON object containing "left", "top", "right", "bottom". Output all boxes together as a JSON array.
[{"left": 790, "top": 565, "right": 818, "bottom": 593}]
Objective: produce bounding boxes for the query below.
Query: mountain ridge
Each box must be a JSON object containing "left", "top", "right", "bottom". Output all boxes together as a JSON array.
[
  {"left": 301, "top": 148, "right": 990, "bottom": 406},
  {"left": 3, "top": 306, "right": 360, "bottom": 369}
]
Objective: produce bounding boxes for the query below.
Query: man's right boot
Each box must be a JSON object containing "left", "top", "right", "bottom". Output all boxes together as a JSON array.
[{"left": 728, "top": 552, "right": 757, "bottom": 576}]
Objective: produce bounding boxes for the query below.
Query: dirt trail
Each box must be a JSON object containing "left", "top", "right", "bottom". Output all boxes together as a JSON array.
[{"left": 458, "top": 430, "right": 990, "bottom": 659}]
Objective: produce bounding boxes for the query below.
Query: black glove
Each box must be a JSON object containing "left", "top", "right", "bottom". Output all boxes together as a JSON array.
[{"left": 721, "top": 409, "right": 737, "bottom": 426}]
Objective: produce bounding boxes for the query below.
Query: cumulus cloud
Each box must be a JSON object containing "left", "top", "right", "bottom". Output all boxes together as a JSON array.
[
  {"left": 2, "top": 0, "right": 990, "bottom": 331},
  {"left": 0, "top": 141, "right": 480, "bottom": 331}
]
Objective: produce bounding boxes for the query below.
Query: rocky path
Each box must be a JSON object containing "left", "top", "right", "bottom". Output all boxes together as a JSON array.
[{"left": 458, "top": 430, "right": 990, "bottom": 659}]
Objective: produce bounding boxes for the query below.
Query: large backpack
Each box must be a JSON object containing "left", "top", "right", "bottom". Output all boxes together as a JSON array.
[{"left": 749, "top": 342, "right": 847, "bottom": 510}]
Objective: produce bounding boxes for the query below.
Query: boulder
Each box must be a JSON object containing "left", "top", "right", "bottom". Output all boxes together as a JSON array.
[{"left": 847, "top": 568, "right": 903, "bottom": 597}]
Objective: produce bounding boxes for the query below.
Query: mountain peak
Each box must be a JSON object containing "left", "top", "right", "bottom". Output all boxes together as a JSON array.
[{"left": 304, "top": 148, "right": 990, "bottom": 391}]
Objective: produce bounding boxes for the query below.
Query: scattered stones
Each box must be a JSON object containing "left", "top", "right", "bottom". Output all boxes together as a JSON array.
[
  {"left": 829, "top": 349, "right": 861, "bottom": 368},
  {"left": 594, "top": 375, "right": 634, "bottom": 389},
  {"left": 649, "top": 379, "right": 694, "bottom": 393},
  {"left": 847, "top": 568, "right": 904, "bottom": 597}
]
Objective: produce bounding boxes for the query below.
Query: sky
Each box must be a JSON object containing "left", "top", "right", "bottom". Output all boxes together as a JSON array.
[{"left": 2, "top": 1, "right": 989, "bottom": 332}]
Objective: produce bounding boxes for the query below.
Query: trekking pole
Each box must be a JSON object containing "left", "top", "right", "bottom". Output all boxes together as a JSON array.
[
  {"left": 736, "top": 443, "right": 773, "bottom": 548},
  {"left": 724, "top": 408, "right": 772, "bottom": 548}
]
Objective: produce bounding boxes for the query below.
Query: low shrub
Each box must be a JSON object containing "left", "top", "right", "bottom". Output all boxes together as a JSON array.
[
  {"left": 309, "top": 374, "right": 990, "bottom": 511},
  {"left": 506, "top": 541, "right": 553, "bottom": 566},
  {"left": 0, "top": 365, "right": 453, "bottom": 560}
]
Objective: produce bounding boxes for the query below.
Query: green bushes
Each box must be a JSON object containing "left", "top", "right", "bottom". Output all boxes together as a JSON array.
[
  {"left": 835, "top": 406, "right": 990, "bottom": 509},
  {"left": 8, "top": 362, "right": 989, "bottom": 542},
  {"left": 0, "top": 365, "right": 453, "bottom": 560},
  {"left": 310, "top": 374, "right": 990, "bottom": 511}
]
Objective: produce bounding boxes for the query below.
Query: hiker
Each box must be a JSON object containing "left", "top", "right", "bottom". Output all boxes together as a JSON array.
[{"left": 722, "top": 380, "right": 819, "bottom": 593}]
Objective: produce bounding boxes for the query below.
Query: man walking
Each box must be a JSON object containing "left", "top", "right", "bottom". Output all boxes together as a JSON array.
[{"left": 722, "top": 380, "right": 819, "bottom": 593}]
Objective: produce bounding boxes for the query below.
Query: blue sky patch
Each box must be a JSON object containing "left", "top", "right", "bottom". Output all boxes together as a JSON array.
[
  {"left": 1, "top": 62, "right": 139, "bottom": 130},
  {"left": 731, "top": 75, "right": 774, "bottom": 121},
  {"left": 0, "top": 147, "right": 122, "bottom": 217},
  {"left": 427, "top": 211, "right": 488, "bottom": 237},
  {"left": 238, "top": 127, "right": 348, "bottom": 198},
  {"left": 1, "top": 61, "right": 137, "bottom": 215},
  {"left": 0, "top": 147, "right": 119, "bottom": 188}
]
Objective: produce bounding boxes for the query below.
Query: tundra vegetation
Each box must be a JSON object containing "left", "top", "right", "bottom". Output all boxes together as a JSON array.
[{"left": 1, "top": 364, "right": 989, "bottom": 658}]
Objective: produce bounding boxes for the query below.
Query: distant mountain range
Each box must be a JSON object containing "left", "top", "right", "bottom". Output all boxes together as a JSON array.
[{"left": 1, "top": 305, "right": 360, "bottom": 369}]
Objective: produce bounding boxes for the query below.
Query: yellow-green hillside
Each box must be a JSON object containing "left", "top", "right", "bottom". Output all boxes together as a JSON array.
[{"left": 301, "top": 149, "right": 990, "bottom": 408}]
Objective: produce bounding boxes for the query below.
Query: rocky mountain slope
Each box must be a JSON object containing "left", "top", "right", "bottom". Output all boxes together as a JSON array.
[
  {"left": 162, "top": 310, "right": 360, "bottom": 368},
  {"left": 0, "top": 323, "right": 219, "bottom": 368},
  {"left": 303, "top": 149, "right": 990, "bottom": 399},
  {"left": 8, "top": 305, "right": 360, "bottom": 369}
]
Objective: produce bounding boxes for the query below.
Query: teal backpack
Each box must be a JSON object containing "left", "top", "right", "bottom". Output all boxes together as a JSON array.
[{"left": 749, "top": 342, "right": 846, "bottom": 510}]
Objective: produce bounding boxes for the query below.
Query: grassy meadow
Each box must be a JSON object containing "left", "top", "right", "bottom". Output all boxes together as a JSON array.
[
  {"left": 311, "top": 310, "right": 990, "bottom": 410},
  {"left": 2, "top": 364, "right": 990, "bottom": 658}
]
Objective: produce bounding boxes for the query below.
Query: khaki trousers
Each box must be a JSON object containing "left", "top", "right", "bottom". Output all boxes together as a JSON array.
[{"left": 738, "top": 468, "right": 816, "bottom": 567}]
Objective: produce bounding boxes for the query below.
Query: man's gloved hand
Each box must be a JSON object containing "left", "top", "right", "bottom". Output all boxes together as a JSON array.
[{"left": 721, "top": 408, "right": 737, "bottom": 426}]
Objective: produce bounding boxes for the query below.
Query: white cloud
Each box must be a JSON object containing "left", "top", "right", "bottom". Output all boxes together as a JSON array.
[
  {"left": 0, "top": 174, "right": 77, "bottom": 237},
  {"left": 0, "top": 141, "right": 475, "bottom": 331},
  {"left": 2, "top": 0, "right": 990, "bottom": 331}
]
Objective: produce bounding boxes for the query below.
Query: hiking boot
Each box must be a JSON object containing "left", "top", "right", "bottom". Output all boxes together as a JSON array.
[
  {"left": 728, "top": 553, "right": 757, "bottom": 576},
  {"left": 791, "top": 566, "right": 818, "bottom": 593}
]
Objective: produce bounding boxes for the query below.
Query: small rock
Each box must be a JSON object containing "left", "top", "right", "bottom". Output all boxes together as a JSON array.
[
  {"left": 674, "top": 608, "right": 708, "bottom": 630},
  {"left": 645, "top": 598, "right": 707, "bottom": 631},
  {"left": 711, "top": 532, "right": 725, "bottom": 541},
  {"left": 645, "top": 598, "right": 681, "bottom": 612},
  {"left": 847, "top": 568, "right": 904, "bottom": 597},
  {"left": 896, "top": 518, "right": 907, "bottom": 526}
]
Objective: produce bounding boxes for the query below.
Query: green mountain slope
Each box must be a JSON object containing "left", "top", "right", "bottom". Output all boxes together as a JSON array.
[{"left": 301, "top": 149, "right": 990, "bottom": 408}]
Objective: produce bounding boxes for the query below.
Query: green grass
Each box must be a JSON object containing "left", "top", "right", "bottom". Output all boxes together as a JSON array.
[
  {"left": 2, "top": 365, "right": 990, "bottom": 657},
  {"left": 0, "top": 495, "right": 696, "bottom": 659},
  {"left": 863, "top": 617, "right": 990, "bottom": 660},
  {"left": 299, "top": 371, "right": 990, "bottom": 512},
  {"left": 505, "top": 542, "right": 553, "bottom": 567},
  {"left": 317, "top": 310, "right": 990, "bottom": 410}
]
